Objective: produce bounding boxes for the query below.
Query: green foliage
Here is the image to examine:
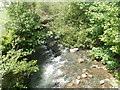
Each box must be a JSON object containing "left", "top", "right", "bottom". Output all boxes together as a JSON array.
[
  {"left": 1, "top": 49, "right": 39, "bottom": 88},
  {"left": 53, "top": 2, "right": 92, "bottom": 48},
  {"left": 1, "top": 49, "right": 38, "bottom": 75},
  {"left": 114, "top": 72, "right": 120, "bottom": 80},
  {"left": 36, "top": 2, "right": 61, "bottom": 17},
  {"left": 53, "top": 2, "right": 120, "bottom": 79},
  {"left": 86, "top": 2, "right": 120, "bottom": 70},
  {"left": 0, "top": 29, "right": 18, "bottom": 53},
  {"left": 54, "top": 25, "right": 91, "bottom": 48},
  {"left": 87, "top": 2, "right": 120, "bottom": 53},
  {"left": 1, "top": 2, "right": 50, "bottom": 88},
  {"left": 90, "top": 47, "right": 119, "bottom": 70},
  {"left": 5, "top": 2, "right": 49, "bottom": 52}
]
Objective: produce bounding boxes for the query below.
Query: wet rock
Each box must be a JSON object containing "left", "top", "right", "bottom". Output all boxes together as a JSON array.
[
  {"left": 82, "top": 69, "right": 88, "bottom": 73},
  {"left": 77, "top": 76, "right": 81, "bottom": 79},
  {"left": 104, "top": 79, "right": 110, "bottom": 82},
  {"left": 91, "top": 65, "right": 98, "bottom": 68},
  {"left": 110, "top": 77, "right": 115, "bottom": 80},
  {"left": 96, "top": 67, "right": 102, "bottom": 69},
  {"left": 88, "top": 74, "right": 93, "bottom": 78},
  {"left": 85, "top": 72, "right": 89, "bottom": 75},
  {"left": 70, "top": 48, "right": 78, "bottom": 52},
  {"left": 82, "top": 74, "right": 87, "bottom": 78},
  {"left": 51, "top": 82, "right": 59, "bottom": 86},
  {"left": 102, "top": 66, "right": 107, "bottom": 70},
  {"left": 100, "top": 80, "right": 105, "bottom": 85},
  {"left": 74, "top": 79, "right": 81, "bottom": 85},
  {"left": 78, "top": 58, "right": 85, "bottom": 63}
]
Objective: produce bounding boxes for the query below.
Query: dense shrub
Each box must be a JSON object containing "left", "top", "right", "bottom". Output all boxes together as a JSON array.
[
  {"left": 90, "top": 47, "right": 119, "bottom": 70},
  {"left": 5, "top": 2, "right": 49, "bottom": 52},
  {"left": 1, "top": 2, "right": 50, "bottom": 88},
  {"left": 1, "top": 49, "right": 38, "bottom": 88},
  {"left": 87, "top": 2, "right": 120, "bottom": 71},
  {"left": 53, "top": 3, "right": 92, "bottom": 48}
]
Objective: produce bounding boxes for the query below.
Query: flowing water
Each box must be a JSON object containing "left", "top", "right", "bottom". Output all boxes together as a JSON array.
[{"left": 28, "top": 43, "right": 118, "bottom": 88}]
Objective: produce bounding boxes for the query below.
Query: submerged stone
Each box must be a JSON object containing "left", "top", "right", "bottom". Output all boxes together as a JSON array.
[
  {"left": 82, "top": 74, "right": 87, "bottom": 78},
  {"left": 78, "top": 58, "right": 85, "bottom": 63},
  {"left": 70, "top": 48, "right": 79, "bottom": 52},
  {"left": 74, "top": 79, "right": 81, "bottom": 85},
  {"left": 51, "top": 82, "right": 59, "bottom": 87},
  {"left": 77, "top": 76, "right": 81, "bottom": 79},
  {"left": 104, "top": 79, "right": 110, "bottom": 82},
  {"left": 88, "top": 74, "right": 93, "bottom": 78},
  {"left": 82, "top": 69, "right": 88, "bottom": 73},
  {"left": 91, "top": 65, "right": 98, "bottom": 68}
]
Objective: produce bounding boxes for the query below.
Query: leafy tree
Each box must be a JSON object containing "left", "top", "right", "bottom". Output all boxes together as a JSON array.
[
  {"left": 1, "top": 2, "right": 50, "bottom": 88},
  {"left": 5, "top": 2, "right": 49, "bottom": 53}
]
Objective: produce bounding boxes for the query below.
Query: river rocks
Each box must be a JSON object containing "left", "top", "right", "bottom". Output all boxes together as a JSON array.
[
  {"left": 70, "top": 48, "right": 78, "bottom": 52},
  {"left": 96, "top": 67, "right": 102, "bottom": 69},
  {"left": 74, "top": 79, "right": 81, "bottom": 85},
  {"left": 67, "top": 83, "right": 73, "bottom": 87},
  {"left": 82, "top": 74, "right": 87, "bottom": 78},
  {"left": 104, "top": 79, "right": 110, "bottom": 82},
  {"left": 100, "top": 80, "right": 105, "bottom": 85},
  {"left": 78, "top": 58, "right": 85, "bottom": 63},
  {"left": 102, "top": 66, "right": 107, "bottom": 70},
  {"left": 99, "top": 78, "right": 116, "bottom": 86},
  {"left": 51, "top": 82, "right": 59, "bottom": 87},
  {"left": 77, "top": 76, "right": 81, "bottom": 79},
  {"left": 91, "top": 65, "right": 98, "bottom": 68},
  {"left": 88, "top": 74, "right": 93, "bottom": 78},
  {"left": 82, "top": 69, "right": 88, "bottom": 73},
  {"left": 109, "top": 77, "right": 119, "bottom": 88},
  {"left": 90, "top": 64, "right": 107, "bottom": 70}
]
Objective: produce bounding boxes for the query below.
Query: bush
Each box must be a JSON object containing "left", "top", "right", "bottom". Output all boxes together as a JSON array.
[
  {"left": 5, "top": 2, "right": 49, "bottom": 52},
  {"left": 1, "top": 2, "right": 50, "bottom": 88},
  {"left": 90, "top": 47, "right": 119, "bottom": 70},
  {"left": 1, "top": 49, "right": 39, "bottom": 88},
  {"left": 53, "top": 2, "right": 92, "bottom": 48}
]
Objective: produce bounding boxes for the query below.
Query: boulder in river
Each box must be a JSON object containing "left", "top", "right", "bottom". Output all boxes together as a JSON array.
[
  {"left": 100, "top": 80, "right": 105, "bottom": 85},
  {"left": 70, "top": 48, "right": 78, "bottom": 52},
  {"left": 78, "top": 58, "right": 85, "bottom": 63},
  {"left": 102, "top": 66, "right": 107, "bottom": 70},
  {"left": 51, "top": 82, "right": 59, "bottom": 87},
  {"left": 88, "top": 74, "right": 93, "bottom": 78},
  {"left": 90, "top": 65, "right": 98, "bottom": 68},
  {"left": 104, "top": 79, "right": 110, "bottom": 82},
  {"left": 77, "top": 76, "right": 81, "bottom": 79},
  {"left": 82, "top": 74, "right": 87, "bottom": 78},
  {"left": 82, "top": 69, "right": 88, "bottom": 73},
  {"left": 74, "top": 79, "right": 81, "bottom": 85},
  {"left": 96, "top": 66, "right": 102, "bottom": 69}
]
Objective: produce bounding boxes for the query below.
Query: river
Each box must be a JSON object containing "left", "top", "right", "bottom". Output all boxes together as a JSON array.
[{"left": 27, "top": 42, "right": 118, "bottom": 88}]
